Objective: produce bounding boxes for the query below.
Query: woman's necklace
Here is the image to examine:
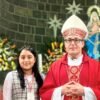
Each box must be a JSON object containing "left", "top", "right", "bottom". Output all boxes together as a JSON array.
[
  {"left": 25, "top": 74, "right": 36, "bottom": 100},
  {"left": 25, "top": 75, "right": 34, "bottom": 92}
]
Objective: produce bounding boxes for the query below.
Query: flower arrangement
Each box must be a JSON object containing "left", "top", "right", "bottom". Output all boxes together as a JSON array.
[
  {"left": 42, "top": 41, "right": 64, "bottom": 73},
  {"left": 0, "top": 37, "right": 17, "bottom": 71}
]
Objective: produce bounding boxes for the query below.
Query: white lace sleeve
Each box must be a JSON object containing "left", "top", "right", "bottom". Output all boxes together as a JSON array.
[
  {"left": 3, "top": 71, "right": 13, "bottom": 100},
  {"left": 51, "top": 86, "right": 64, "bottom": 100},
  {"left": 82, "top": 87, "right": 97, "bottom": 100}
]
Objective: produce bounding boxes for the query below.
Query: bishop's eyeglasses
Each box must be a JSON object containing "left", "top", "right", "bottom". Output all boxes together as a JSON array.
[{"left": 64, "top": 38, "right": 84, "bottom": 44}]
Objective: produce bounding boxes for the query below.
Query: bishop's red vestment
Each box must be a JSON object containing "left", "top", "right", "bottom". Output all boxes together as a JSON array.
[{"left": 39, "top": 52, "right": 100, "bottom": 100}]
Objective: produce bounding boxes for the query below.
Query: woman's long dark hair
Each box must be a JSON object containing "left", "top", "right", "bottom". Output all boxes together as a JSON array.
[{"left": 16, "top": 46, "right": 43, "bottom": 94}]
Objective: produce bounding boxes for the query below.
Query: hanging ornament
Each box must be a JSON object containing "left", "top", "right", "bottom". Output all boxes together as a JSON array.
[
  {"left": 65, "top": 0, "right": 83, "bottom": 15},
  {"left": 47, "top": 15, "right": 62, "bottom": 39}
]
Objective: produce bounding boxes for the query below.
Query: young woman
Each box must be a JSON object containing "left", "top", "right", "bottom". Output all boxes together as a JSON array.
[{"left": 3, "top": 46, "right": 43, "bottom": 100}]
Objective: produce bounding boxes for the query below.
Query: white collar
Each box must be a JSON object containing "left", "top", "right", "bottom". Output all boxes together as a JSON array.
[{"left": 68, "top": 55, "right": 83, "bottom": 66}]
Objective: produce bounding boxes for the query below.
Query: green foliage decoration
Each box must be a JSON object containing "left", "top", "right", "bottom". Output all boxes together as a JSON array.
[
  {"left": 0, "top": 37, "right": 17, "bottom": 71},
  {"left": 42, "top": 41, "right": 64, "bottom": 73}
]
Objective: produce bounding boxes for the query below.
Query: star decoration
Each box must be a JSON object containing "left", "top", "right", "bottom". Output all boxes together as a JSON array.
[
  {"left": 47, "top": 15, "right": 62, "bottom": 39},
  {"left": 65, "top": 0, "right": 83, "bottom": 15}
]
